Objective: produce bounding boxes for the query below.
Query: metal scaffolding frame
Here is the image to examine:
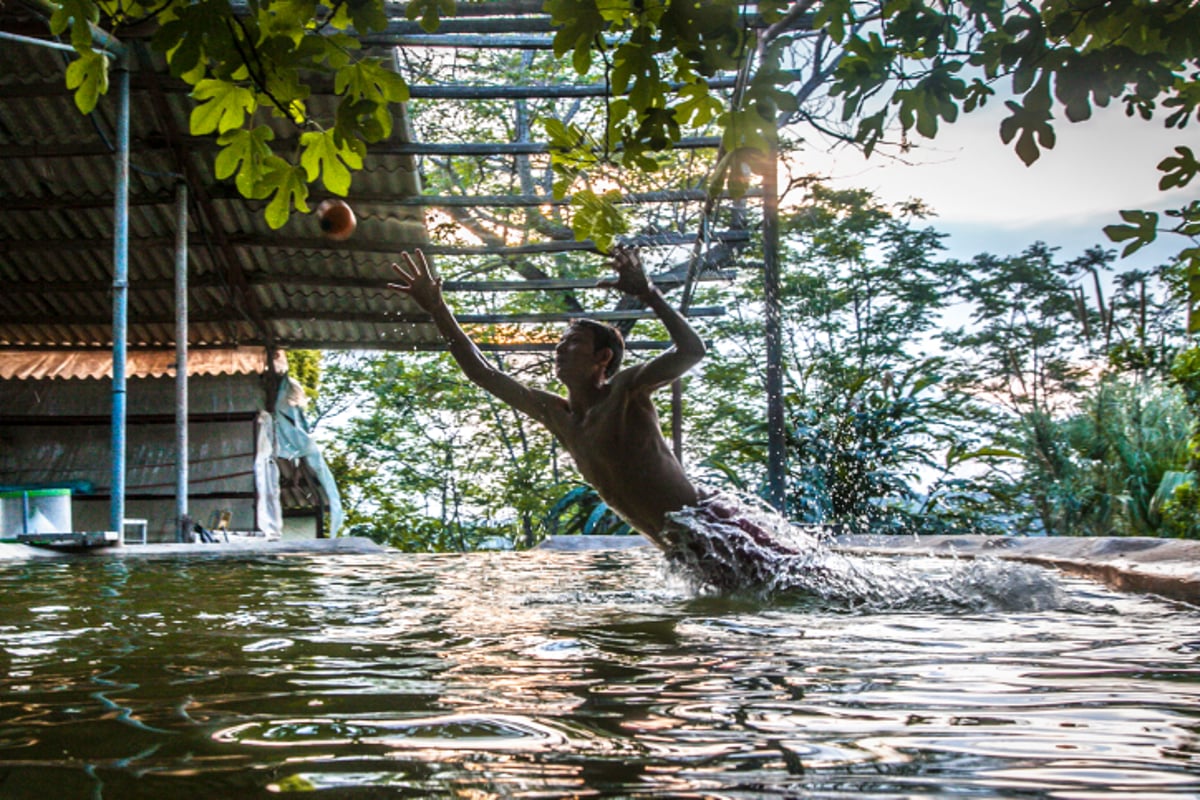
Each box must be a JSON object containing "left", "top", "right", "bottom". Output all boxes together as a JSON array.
[{"left": 2, "top": 0, "right": 790, "bottom": 524}]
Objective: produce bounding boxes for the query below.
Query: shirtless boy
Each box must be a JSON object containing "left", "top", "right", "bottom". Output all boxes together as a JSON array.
[{"left": 388, "top": 246, "right": 704, "bottom": 548}]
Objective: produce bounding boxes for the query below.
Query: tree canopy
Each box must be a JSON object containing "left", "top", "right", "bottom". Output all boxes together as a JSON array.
[{"left": 54, "top": 0, "right": 1199, "bottom": 273}]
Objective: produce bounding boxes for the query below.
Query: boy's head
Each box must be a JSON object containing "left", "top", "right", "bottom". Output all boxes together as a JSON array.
[{"left": 568, "top": 319, "right": 625, "bottom": 378}]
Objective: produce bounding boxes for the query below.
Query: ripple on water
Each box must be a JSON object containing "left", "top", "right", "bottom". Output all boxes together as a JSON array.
[
  {"left": 214, "top": 712, "right": 575, "bottom": 752},
  {"left": 0, "top": 552, "right": 1195, "bottom": 799}
]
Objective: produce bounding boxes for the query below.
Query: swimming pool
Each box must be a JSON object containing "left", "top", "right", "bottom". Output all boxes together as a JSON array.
[{"left": 0, "top": 549, "right": 1196, "bottom": 798}]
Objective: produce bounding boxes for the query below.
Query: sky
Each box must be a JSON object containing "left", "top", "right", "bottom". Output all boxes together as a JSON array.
[{"left": 791, "top": 100, "right": 1195, "bottom": 272}]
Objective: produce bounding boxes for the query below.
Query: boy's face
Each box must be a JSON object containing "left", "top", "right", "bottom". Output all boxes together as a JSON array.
[{"left": 554, "top": 325, "right": 607, "bottom": 383}]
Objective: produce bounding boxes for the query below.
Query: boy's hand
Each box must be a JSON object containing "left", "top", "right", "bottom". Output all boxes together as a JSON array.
[
  {"left": 597, "top": 244, "right": 655, "bottom": 298},
  {"left": 389, "top": 249, "right": 443, "bottom": 313}
]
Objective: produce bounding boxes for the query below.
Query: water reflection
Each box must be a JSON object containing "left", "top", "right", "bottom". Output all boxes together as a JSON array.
[{"left": 0, "top": 550, "right": 1195, "bottom": 798}]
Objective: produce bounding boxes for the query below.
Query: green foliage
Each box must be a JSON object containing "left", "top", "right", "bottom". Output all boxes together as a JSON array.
[
  {"left": 50, "top": 0, "right": 1200, "bottom": 271},
  {"left": 316, "top": 349, "right": 562, "bottom": 551},
  {"left": 285, "top": 350, "right": 321, "bottom": 404},
  {"left": 570, "top": 189, "right": 629, "bottom": 254},
  {"left": 782, "top": 362, "right": 961, "bottom": 533},
  {"left": 943, "top": 243, "right": 1099, "bottom": 417},
  {"left": 1003, "top": 379, "right": 1194, "bottom": 537},
  {"left": 941, "top": 241, "right": 1198, "bottom": 537},
  {"left": 823, "top": 1, "right": 1200, "bottom": 166},
  {"left": 540, "top": 0, "right": 796, "bottom": 240},
  {"left": 1159, "top": 476, "right": 1200, "bottom": 539},
  {"left": 544, "top": 485, "right": 632, "bottom": 537},
  {"left": 692, "top": 185, "right": 992, "bottom": 533},
  {"left": 816, "top": 0, "right": 1200, "bottom": 316},
  {"left": 64, "top": 48, "right": 108, "bottom": 113},
  {"left": 54, "top": 0, "right": 406, "bottom": 228},
  {"left": 1170, "top": 344, "right": 1200, "bottom": 471}
]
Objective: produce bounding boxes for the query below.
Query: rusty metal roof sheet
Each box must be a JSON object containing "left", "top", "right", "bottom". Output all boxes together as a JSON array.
[{"left": 0, "top": 347, "right": 286, "bottom": 380}]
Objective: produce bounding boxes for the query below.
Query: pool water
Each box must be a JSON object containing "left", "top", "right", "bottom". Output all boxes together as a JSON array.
[{"left": 0, "top": 549, "right": 1197, "bottom": 798}]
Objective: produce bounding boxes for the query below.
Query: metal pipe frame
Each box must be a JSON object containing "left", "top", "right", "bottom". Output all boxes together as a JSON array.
[
  {"left": 174, "top": 182, "right": 189, "bottom": 542},
  {"left": 110, "top": 64, "right": 130, "bottom": 534}
]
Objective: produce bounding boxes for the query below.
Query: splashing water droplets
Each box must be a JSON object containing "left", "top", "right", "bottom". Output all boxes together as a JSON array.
[{"left": 661, "top": 491, "right": 1065, "bottom": 611}]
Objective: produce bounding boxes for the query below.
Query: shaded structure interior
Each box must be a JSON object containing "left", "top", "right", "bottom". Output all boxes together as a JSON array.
[{"left": 0, "top": 0, "right": 763, "bottom": 540}]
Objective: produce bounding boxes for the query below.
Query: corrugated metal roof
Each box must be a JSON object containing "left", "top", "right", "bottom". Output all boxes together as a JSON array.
[
  {"left": 0, "top": 347, "right": 286, "bottom": 380},
  {"left": 0, "top": 1, "right": 435, "bottom": 353}
]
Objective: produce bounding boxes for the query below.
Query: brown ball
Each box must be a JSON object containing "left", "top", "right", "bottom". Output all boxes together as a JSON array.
[{"left": 316, "top": 199, "right": 356, "bottom": 241}]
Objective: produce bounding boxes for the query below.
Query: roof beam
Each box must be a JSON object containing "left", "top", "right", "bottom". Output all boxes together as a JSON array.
[
  {"left": 386, "top": 188, "right": 763, "bottom": 208},
  {"left": 362, "top": 33, "right": 605, "bottom": 49},
  {"left": 442, "top": 270, "right": 736, "bottom": 293},
  {"left": 240, "top": 230, "right": 749, "bottom": 255},
  {"left": 408, "top": 77, "right": 736, "bottom": 100},
  {"left": 0, "top": 230, "right": 750, "bottom": 255},
  {"left": 198, "top": 136, "right": 721, "bottom": 157},
  {"left": 3, "top": 187, "right": 763, "bottom": 212},
  {"left": 0, "top": 307, "right": 724, "bottom": 326},
  {"left": 0, "top": 340, "right": 684, "bottom": 352},
  {"left": 267, "top": 307, "right": 725, "bottom": 325},
  {"left": 0, "top": 75, "right": 740, "bottom": 101},
  {"left": 0, "top": 136, "right": 721, "bottom": 160},
  {"left": 1, "top": 270, "right": 737, "bottom": 296}
]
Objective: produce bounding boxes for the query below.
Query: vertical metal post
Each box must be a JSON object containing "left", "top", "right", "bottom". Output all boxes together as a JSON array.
[
  {"left": 174, "top": 182, "right": 189, "bottom": 542},
  {"left": 671, "top": 380, "right": 683, "bottom": 462},
  {"left": 762, "top": 142, "right": 787, "bottom": 514},
  {"left": 110, "top": 64, "right": 130, "bottom": 535}
]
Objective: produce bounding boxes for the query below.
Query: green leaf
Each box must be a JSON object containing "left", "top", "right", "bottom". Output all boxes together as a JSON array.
[
  {"left": 50, "top": 0, "right": 100, "bottom": 50},
  {"left": 1102, "top": 209, "right": 1159, "bottom": 257},
  {"left": 300, "top": 129, "right": 362, "bottom": 195},
  {"left": 813, "top": 0, "right": 850, "bottom": 43},
  {"left": 546, "top": 0, "right": 603, "bottom": 72},
  {"left": 404, "top": 0, "right": 453, "bottom": 32},
  {"left": 947, "top": 446, "right": 1025, "bottom": 467},
  {"left": 262, "top": 160, "right": 311, "bottom": 229},
  {"left": 571, "top": 189, "right": 628, "bottom": 253},
  {"left": 1158, "top": 146, "right": 1199, "bottom": 191},
  {"left": 998, "top": 99, "right": 1056, "bottom": 165},
  {"left": 215, "top": 127, "right": 278, "bottom": 199},
  {"left": 342, "top": 0, "right": 389, "bottom": 33},
  {"left": 64, "top": 48, "right": 108, "bottom": 114},
  {"left": 190, "top": 79, "right": 257, "bottom": 135},
  {"left": 335, "top": 58, "right": 410, "bottom": 105}
]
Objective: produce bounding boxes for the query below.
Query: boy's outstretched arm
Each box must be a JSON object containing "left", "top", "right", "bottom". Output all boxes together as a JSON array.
[
  {"left": 600, "top": 246, "right": 706, "bottom": 390},
  {"left": 390, "top": 249, "right": 560, "bottom": 421}
]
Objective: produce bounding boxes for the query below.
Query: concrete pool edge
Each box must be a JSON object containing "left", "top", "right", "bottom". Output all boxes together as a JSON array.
[
  {"left": 833, "top": 534, "right": 1200, "bottom": 604},
  {"left": 539, "top": 533, "right": 1200, "bottom": 604},
  {"left": 0, "top": 536, "right": 389, "bottom": 560}
]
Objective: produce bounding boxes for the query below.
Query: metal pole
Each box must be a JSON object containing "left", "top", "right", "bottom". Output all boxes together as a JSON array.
[
  {"left": 762, "top": 144, "right": 788, "bottom": 514},
  {"left": 0, "top": 30, "right": 78, "bottom": 53},
  {"left": 110, "top": 64, "right": 130, "bottom": 535},
  {"left": 671, "top": 380, "right": 683, "bottom": 462},
  {"left": 174, "top": 182, "right": 189, "bottom": 542}
]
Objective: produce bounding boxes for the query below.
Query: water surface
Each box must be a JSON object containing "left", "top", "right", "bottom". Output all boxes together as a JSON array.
[{"left": 0, "top": 549, "right": 1196, "bottom": 798}]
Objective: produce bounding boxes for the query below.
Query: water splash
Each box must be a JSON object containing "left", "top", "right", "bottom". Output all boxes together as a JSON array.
[{"left": 660, "top": 491, "right": 1064, "bottom": 612}]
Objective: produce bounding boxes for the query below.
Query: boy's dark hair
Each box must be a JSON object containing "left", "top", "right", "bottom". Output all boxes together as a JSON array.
[{"left": 570, "top": 318, "right": 625, "bottom": 378}]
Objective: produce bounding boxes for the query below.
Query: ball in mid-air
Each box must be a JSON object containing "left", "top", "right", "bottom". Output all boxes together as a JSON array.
[{"left": 317, "top": 199, "right": 356, "bottom": 241}]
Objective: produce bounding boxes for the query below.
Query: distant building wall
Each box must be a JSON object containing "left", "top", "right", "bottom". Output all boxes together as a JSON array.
[{"left": 0, "top": 374, "right": 271, "bottom": 542}]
